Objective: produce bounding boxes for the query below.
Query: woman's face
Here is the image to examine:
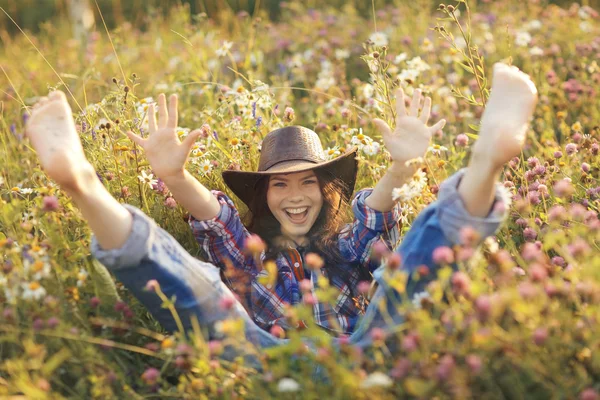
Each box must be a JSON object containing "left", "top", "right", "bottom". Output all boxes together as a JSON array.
[{"left": 267, "top": 170, "right": 323, "bottom": 243}]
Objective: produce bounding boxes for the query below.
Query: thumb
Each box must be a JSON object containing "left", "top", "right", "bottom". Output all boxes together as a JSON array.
[
  {"left": 429, "top": 119, "right": 446, "bottom": 135},
  {"left": 372, "top": 118, "right": 392, "bottom": 137},
  {"left": 182, "top": 129, "right": 203, "bottom": 152},
  {"left": 126, "top": 130, "right": 144, "bottom": 147}
]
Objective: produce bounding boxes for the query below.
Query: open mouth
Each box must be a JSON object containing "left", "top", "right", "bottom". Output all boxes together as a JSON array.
[{"left": 284, "top": 207, "right": 309, "bottom": 224}]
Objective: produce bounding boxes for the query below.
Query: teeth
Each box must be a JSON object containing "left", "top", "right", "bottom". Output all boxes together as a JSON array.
[{"left": 286, "top": 207, "right": 308, "bottom": 214}]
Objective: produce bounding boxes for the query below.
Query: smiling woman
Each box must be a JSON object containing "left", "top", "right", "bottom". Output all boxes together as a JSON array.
[{"left": 266, "top": 171, "right": 324, "bottom": 244}]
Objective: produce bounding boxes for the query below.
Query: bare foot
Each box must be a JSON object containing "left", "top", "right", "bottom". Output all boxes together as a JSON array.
[
  {"left": 25, "top": 91, "right": 95, "bottom": 191},
  {"left": 474, "top": 63, "right": 538, "bottom": 168}
]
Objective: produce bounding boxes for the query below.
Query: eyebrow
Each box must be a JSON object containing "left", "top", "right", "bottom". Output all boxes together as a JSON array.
[{"left": 270, "top": 173, "right": 316, "bottom": 182}]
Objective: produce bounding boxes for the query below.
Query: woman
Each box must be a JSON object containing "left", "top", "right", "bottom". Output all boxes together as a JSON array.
[{"left": 24, "top": 63, "right": 537, "bottom": 356}]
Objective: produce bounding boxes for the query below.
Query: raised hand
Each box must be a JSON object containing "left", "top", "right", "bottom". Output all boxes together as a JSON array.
[
  {"left": 474, "top": 63, "right": 538, "bottom": 167},
  {"left": 372, "top": 88, "right": 446, "bottom": 163},
  {"left": 126, "top": 93, "right": 202, "bottom": 179}
]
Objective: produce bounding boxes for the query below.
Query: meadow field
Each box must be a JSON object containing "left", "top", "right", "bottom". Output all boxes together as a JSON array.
[{"left": 1, "top": 0, "right": 600, "bottom": 398}]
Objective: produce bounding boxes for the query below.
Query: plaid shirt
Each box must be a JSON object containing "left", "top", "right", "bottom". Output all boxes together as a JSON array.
[{"left": 189, "top": 189, "right": 400, "bottom": 335}]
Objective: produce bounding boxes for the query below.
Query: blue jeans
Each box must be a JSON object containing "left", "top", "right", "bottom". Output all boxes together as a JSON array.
[{"left": 91, "top": 170, "right": 508, "bottom": 363}]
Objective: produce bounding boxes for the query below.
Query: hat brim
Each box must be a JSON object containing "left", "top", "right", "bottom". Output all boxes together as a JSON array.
[{"left": 222, "top": 147, "right": 359, "bottom": 208}]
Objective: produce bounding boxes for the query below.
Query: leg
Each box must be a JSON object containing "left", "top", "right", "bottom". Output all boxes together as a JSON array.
[
  {"left": 25, "top": 91, "right": 133, "bottom": 250},
  {"left": 90, "top": 204, "right": 286, "bottom": 351},
  {"left": 25, "top": 92, "right": 285, "bottom": 355},
  {"left": 348, "top": 63, "right": 537, "bottom": 347}
]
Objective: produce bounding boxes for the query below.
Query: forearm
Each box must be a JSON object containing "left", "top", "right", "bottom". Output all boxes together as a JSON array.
[
  {"left": 458, "top": 153, "right": 502, "bottom": 217},
  {"left": 365, "top": 161, "right": 414, "bottom": 212},
  {"left": 161, "top": 169, "right": 221, "bottom": 221}
]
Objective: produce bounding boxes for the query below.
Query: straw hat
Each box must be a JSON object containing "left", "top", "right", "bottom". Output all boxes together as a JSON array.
[{"left": 222, "top": 126, "right": 358, "bottom": 207}]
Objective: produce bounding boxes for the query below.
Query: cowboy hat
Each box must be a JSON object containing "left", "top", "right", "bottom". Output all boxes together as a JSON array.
[{"left": 222, "top": 126, "right": 358, "bottom": 207}]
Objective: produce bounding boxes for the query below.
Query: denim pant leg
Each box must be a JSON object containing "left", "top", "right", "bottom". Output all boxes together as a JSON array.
[
  {"left": 347, "top": 169, "right": 509, "bottom": 348},
  {"left": 90, "top": 205, "right": 287, "bottom": 355}
]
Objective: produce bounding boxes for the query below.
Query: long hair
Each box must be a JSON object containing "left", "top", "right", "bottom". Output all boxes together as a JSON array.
[{"left": 244, "top": 168, "right": 371, "bottom": 301}]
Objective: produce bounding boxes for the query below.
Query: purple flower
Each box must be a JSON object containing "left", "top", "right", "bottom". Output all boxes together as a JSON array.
[
  {"left": 523, "top": 227, "right": 538, "bottom": 241},
  {"left": 566, "top": 143, "right": 578, "bottom": 155},
  {"left": 455, "top": 133, "right": 469, "bottom": 147},
  {"left": 432, "top": 246, "right": 454, "bottom": 264},
  {"left": 256, "top": 116, "right": 263, "bottom": 129}
]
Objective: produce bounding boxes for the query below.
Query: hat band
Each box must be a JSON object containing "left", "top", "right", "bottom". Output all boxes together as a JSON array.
[{"left": 265, "top": 158, "right": 321, "bottom": 171}]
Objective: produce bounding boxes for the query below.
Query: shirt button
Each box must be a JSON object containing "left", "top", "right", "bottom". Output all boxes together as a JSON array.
[{"left": 294, "top": 262, "right": 300, "bottom": 268}]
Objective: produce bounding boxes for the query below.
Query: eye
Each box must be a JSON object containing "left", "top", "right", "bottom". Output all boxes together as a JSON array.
[
  {"left": 303, "top": 179, "right": 317, "bottom": 185},
  {"left": 272, "top": 182, "right": 286, "bottom": 188}
]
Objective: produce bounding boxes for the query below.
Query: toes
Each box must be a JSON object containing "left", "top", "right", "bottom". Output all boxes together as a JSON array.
[{"left": 48, "top": 91, "right": 66, "bottom": 102}]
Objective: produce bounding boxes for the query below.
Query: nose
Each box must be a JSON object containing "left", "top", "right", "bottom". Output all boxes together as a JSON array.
[{"left": 288, "top": 184, "right": 305, "bottom": 203}]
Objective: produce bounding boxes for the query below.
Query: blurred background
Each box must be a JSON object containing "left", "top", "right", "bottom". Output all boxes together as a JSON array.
[{"left": 2, "top": 0, "right": 600, "bottom": 33}]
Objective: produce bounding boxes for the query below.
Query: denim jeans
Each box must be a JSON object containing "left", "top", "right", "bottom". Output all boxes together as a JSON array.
[{"left": 91, "top": 170, "right": 508, "bottom": 363}]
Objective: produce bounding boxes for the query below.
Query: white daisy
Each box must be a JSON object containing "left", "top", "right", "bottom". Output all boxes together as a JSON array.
[
  {"left": 21, "top": 281, "right": 47, "bottom": 301},
  {"left": 199, "top": 159, "right": 213, "bottom": 175},
  {"left": 216, "top": 41, "right": 233, "bottom": 57},
  {"left": 369, "top": 32, "right": 389, "bottom": 47},
  {"left": 138, "top": 170, "right": 158, "bottom": 189},
  {"left": 360, "top": 372, "right": 393, "bottom": 389},
  {"left": 277, "top": 378, "right": 300, "bottom": 392},
  {"left": 427, "top": 144, "right": 449, "bottom": 155}
]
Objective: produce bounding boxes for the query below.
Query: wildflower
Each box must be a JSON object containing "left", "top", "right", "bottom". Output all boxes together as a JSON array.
[
  {"left": 284, "top": 107, "right": 295, "bottom": 122},
  {"left": 579, "top": 389, "right": 599, "bottom": 400},
  {"left": 324, "top": 147, "right": 341, "bottom": 160},
  {"left": 21, "top": 281, "right": 47, "bottom": 300},
  {"left": 530, "top": 46, "right": 544, "bottom": 56},
  {"left": 392, "top": 184, "right": 420, "bottom": 202},
  {"left": 362, "top": 141, "right": 381, "bottom": 156},
  {"left": 26, "top": 259, "right": 51, "bottom": 281},
  {"left": 436, "top": 355, "right": 455, "bottom": 381},
  {"left": 530, "top": 263, "right": 548, "bottom": 282},
  {"left": 412, "top": 291, "right": 432, "bottom": 309},
  {"left": 427, "top": 144, "right": 448, "bottom": 155},
  {"left": 47, "top": 317, "right": 60, "bottom": 329},
  {"left": 305, "top": 253, "right": 324, "bottom": 270},
  {"left": 515, "top": 31, "right": 532, "bottom": 47},
  {"left": 138, "top": 170, "right": 157, "bottom": 189},
  {"left": 553, "top": 179, "right": 574, "bottom": 198},
  {"left": 433, "top": 246, "right": 454, "bottom": 264},
  {"left": 228, "top": 137, "right": 241, "bottom": 149},
  {"left": 466, "top": 355, "right": 483, "bottom": 375},
  {"left": 369, "top": 32, "right": 388, "bottom": 47},
  {"left": 141, "top": 367, "right": 160, "bottom": 385},
  {"left": 299, "top": 279, "right": 312, "bottom": 293},
  {"left": 398, "top": 203, "right": 414, "bottom": 224},
  {"left": 245, "top": 234, "right": 266, "bottom": 254},
  {"left": 566, "top": 143, "right": 578, "bottom": 155},
  {"left": 475, "top": 295, "right": 491, "bottom": 320},
  {"left": 360, "top": 372, "right": 393, "bottom": 389},
  {"left": 523, "top": 227, "right": 537, "bottom": 241},
  {"left": 455, "top": 133, "right": 469, "bottom": 147},
  {"left": 270, "top": 325, "right": 285, "bottom": 339},
  {"left": 357, "top": 281, "right": 371, "bottom": 294},
  {"left": 533, "top": 327, "right": 548, "bottom": 345},
  {"left": 164, "top": 197, "right": 177, "bottom": 209},
  {"left": 215, "top": 40, "right": 233, "bottom": 57},
  {"left": 90, "top": 297, "right": 101, "bottom": 308},
  {"left": 199, "top": 159, "right": 213, "bottom": 175},
  {"left": 582, "top": 162, "right": 591, "bottom": 173},
  {"left": 451, "top": 271, "right": 470, "bottom": 296},
  {"left": 386, "top": 253, "right": 402, "bottom": 270},
  {"left": 277, "top": 378, "right": 300, "bottom": 392},
  {"left": 400, "top": 332, "right": 418, "bottom": 352},
  {"left": 76, "top": 268, "right": 88, "bottom": 287}
]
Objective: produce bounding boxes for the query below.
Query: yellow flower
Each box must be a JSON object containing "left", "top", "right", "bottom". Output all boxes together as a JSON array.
[
  {"left": 571, "top": 121, "right": 582, "bottom": 131},
  {"left": 161, "top": 337, "right": 175, "bottom": 349},
  {"left": 556, "top": 111, "right": 567, "bottom": 120}
]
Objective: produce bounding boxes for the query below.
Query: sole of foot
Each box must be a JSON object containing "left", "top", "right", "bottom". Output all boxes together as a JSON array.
[
  {"left": 25, "top": 91, "right": 94, "bottom": 190},
  {"left": 474, "top": 63, "right": 539, "bottom": 165}
]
